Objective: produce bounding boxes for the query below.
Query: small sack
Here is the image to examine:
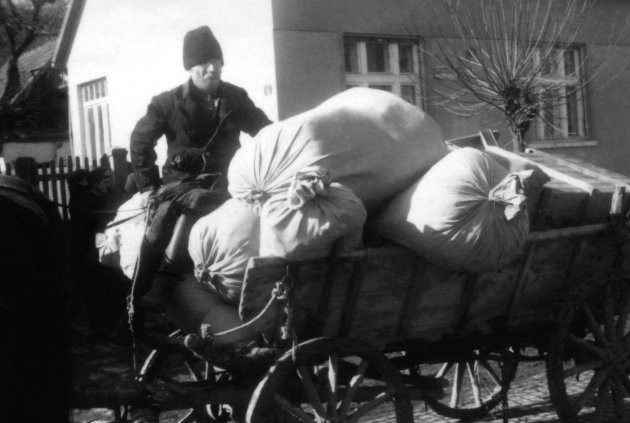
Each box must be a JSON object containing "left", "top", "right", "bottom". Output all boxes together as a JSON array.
[
  {"left": 370, "top": 148, "right": 547, "bottom": 273},
  {"left": 99, "top": 192, "right": 147, "bottom": 279},
  {"left": 259, "top": 167, "right": 367, "bottom": 260},
  {"left": 187, "top": 199, "right": 260, "bottom": 305}
]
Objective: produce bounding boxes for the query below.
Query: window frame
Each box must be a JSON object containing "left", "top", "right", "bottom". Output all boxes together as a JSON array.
[
  {"left": 529, "top": 44, "right": 590, "bottom": 145},
  {"left": 344, "top": 35, "right": 423, "bottom": 108},
  {"left": 77, "top": 77, "right": 112, "bottom": 160}
]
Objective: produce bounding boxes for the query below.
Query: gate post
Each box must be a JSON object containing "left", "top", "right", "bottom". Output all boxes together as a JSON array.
[
  {"left": 14, "top": 157, "right": 38, "bottom": 186},
  {"left": 111, "top": 148, "right": 129, "bottom": 192}
]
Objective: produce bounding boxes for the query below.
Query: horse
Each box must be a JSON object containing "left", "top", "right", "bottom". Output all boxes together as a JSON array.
[{"left": 0, "top": 174, "right": 70, "bottom": 422}]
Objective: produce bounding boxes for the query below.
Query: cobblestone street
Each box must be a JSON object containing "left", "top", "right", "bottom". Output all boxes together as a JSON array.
[
  {"left": 70, "top": 333, "right": 626, "bottom": 423},
  {"left": 414, "top": 372, "right": 561, "bottom": 423},
  {"left": 369, "top": 369, "right": 625, "bottom": 423},
  {"left": 69, "top": 368, "right": 585, "bottom": 422}
]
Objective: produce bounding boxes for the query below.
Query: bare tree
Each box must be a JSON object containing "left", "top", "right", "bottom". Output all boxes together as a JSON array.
[
  {"left": 0, "top": 0, "right": 66, "bottom": 103},
  {"left": 416, "top": 0, "right": 629, "bottom": 151}
]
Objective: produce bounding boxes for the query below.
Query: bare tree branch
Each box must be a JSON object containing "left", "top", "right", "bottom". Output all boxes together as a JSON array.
[
  {"left": 0, "top": 0, "right": 66, "bottom": 104},
  {"left": 412, "top": 0, "right": 630, "bottom": 151}
]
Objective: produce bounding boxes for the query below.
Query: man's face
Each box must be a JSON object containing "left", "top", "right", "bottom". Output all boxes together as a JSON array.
[
  {"left": 189, "top": 59, "right": 223, "bottom": 93},
  {"left": 95, "top": 173, "right": 112, "bottom": 194}
]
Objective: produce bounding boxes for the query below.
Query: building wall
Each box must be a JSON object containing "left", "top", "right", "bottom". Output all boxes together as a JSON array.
[
  {"left": 270, "top": 0, "right": 630, "bottom": 176},
  {"left": 65, "top": 0, "right": 630, "bottom": 175},
  {"left": 2, "top": 141, "right": 71, "bottom": 164},
  {"left": 66, "top": 0, "right": 277, "bottom": 164},
  {"left": 271, "top": 0, "right": 423, "bottom": 118}
]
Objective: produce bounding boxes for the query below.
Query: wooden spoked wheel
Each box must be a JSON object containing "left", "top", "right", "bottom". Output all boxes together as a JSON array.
[
  {"left": 416, "top": 351, "right": 518, "bottom": 420},
  {"left": 547, "top": 275, "right": 630, "bottom": 422},
  {"left": 246, "top": 337, "right": 413, "bottom": 423},
  {"left": 138, "top": 332, "right": 233, "bottom": 423}
]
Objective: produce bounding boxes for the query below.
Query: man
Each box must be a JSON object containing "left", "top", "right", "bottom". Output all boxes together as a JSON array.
[
  {"left": 128, "top": 26, "right": 271, "bottom": 333},
  {"left": 131, "top": 25, "right": 271, "bottom": 193}
]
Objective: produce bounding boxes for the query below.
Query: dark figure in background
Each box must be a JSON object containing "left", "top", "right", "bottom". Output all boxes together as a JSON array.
[
  {"left": 69, "top": 167, "right": 127, "bottom": 337},
  {"left": 128, "top": 25, "right": 271, "bottom": 333},
  {"left": 70, "top": 167, "right": 115, "bottom": 259},
  {"left": 0, "top": 175, "right": 70, "bottom": 422}
]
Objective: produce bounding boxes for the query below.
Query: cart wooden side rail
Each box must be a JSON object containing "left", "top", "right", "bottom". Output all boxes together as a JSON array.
[{"left": 239, "top": 219, "right": 630, "bottom": 353}]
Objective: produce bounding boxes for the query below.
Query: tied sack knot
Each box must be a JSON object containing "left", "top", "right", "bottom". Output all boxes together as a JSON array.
[
  {"left": 194, "top": 265, "right": 211, "bottom": 284},
  {"left": 489, "top": 170, "right": 534, "bottom": 221},
  {"left": 244, "top": 189, "right": 268, "bottom": 206},
  {"left": 287, "top": 166, "right": 332, "bottom": 210}
]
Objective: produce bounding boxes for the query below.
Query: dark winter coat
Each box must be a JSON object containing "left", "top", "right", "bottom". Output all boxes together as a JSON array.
[{"left": 130, "top": 79, "right": 271, "bottom": 191}]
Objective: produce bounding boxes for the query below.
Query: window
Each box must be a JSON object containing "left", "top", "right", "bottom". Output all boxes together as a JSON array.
[
  {"left": 344, "top": 36, "right": 422, "bottom": 107},
  {"left": 532, "top": 46, "right": 587, "bottom": 142},
  {"left": 77, "top": 78, "right": 112, "bottom": 160}
]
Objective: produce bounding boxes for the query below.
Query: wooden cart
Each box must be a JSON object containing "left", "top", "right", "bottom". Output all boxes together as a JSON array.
[{"left": 71, "top": 133, "right": 630, "bottom": 422}]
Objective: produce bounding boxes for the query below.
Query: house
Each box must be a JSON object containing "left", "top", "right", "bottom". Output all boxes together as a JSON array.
[
  {"left": 0, "top": 40, "right": 70, "bottom": 164},
  {"left": 54, "top": 0, "right": 630, "bottom": 176}
]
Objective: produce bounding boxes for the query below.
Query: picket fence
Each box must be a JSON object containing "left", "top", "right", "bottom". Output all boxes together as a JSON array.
[{"left": 0, "top": 148, "right": 130, "bottom": 220}]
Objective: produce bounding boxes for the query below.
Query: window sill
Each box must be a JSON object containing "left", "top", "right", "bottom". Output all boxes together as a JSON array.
[{"left": 528, "top": 139, "right": 599, "bottom": 149}]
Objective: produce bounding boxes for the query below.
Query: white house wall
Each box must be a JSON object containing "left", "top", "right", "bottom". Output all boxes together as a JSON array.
[{"left": 66, "top": 0, "right": 277, "bottom": 164}]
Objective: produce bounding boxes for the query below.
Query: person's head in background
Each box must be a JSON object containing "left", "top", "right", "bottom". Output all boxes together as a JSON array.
[
  {"left": 68, "top": 169, "right": 89, "bottom": 197},
  {"left": 183, "top": 26, "right": 223, "bottom": 94},
  {"left": 88, "top": 167, "right": 113, "bottom": 196}
]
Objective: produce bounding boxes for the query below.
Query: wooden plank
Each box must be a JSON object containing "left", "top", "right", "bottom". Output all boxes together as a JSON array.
[
  {"left": 444, "top": 130, "right": 500, "bottom": 151},
  {"left": 338, "top": 256, "right": 367, "bottom": 339},
  {"left": 444, "top": 132, "right": 486, "bottom": 151},
  {"left": 40, "top": 164, "right": 50, "bottom": 197},
  {"left": 534, "top": 182, "right": 590, "bottom": 228},
  {"left": 566, "top": 234, "right": 619, "bottom": 285},
  {"left": 340, "top": 248, "right": 417, "bottom": 345},
  {"left": 487, "top": 146, "right": 630, "bottom": 223},
  {"left": 241, "top": 255, "right": 355, "bottom": 340},
  {"left": 527, "top": 149, "right": 630, "bottom": 191},
  {"left": 508, "top": 238, "right": 577, "bottom": 326},
  {"left": 50, "top": 159, "right": 60, "bottom": 216},
  {"left": 400, "top": 263, "right": 468, "bottom": 340},
  {"left": 452, "top": 274, "right": 477, "bottom": 332},
  {"left": 240, "top": 258, "right": 283, "bottom": 320},
  {"left": 527, "top": 223, "right": 608, "bottom": 243},
  {"left": 486, "top": 146, "right": 597, "bottom": 194},
  {"left": 284, "top": 261, "right": 329, "bottom": 339},
  {"left": 315, "top": 258, "right": 356, "bottom": 338},
  {"left": 58, "top": 156, "right": 68, "bottom": 220},
  {"left": 464, "top": 265, "right": 521, "bottom": 334},
  {"left": 398, "top": 259, "right": 428, "bottom": 337}
]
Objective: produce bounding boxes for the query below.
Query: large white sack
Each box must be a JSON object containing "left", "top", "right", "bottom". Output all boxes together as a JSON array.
[
  {"left": 98, "top": 192, "right": 147, "bottom": 279},
  {"left": 228, "top": 87, "right": 447, "bottom": 211},
  {"left": 260, "top": 167, "right": 367, "bottom": 260},
  {"left": 370, "top": 148, "right": 547, "bottom": 273},
  {"left": 188, "top": 199, "right": 260, "bottom": 305}
]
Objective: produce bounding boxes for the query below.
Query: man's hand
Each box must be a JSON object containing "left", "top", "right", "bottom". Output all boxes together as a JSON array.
[{"left": 140, "top": 189, "right": 156, "bottom": 208}]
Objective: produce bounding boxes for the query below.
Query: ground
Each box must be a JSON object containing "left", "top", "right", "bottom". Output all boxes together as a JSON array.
[{"left": 66, "top": 332, "right": 564, "bottom": 423}]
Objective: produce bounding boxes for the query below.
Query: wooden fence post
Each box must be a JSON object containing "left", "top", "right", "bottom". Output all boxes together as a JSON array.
[
  {"left": 14, "top": 157, "right": 38, "bottom": 185},
  {"left": 111, "top": 148, "right": 129, "bottom": 192}
]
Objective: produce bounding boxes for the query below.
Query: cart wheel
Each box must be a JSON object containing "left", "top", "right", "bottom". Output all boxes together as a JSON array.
[
  {"left": 415, "top": 351, "right": 517, "bottom": 420},
  {"left": 138, "top": 331, "right": 233, "bottom": 423},
  {"left": 246, "top": 337, "right": 413, "bottom": 423},
  {"left": 547, "top": 274, "right": 630, "bottom": 422}
]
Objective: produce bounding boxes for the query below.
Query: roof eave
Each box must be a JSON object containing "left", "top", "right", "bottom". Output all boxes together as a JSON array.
[{"left": 52, "top": 0, "right": 87, "bottom": 72}]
